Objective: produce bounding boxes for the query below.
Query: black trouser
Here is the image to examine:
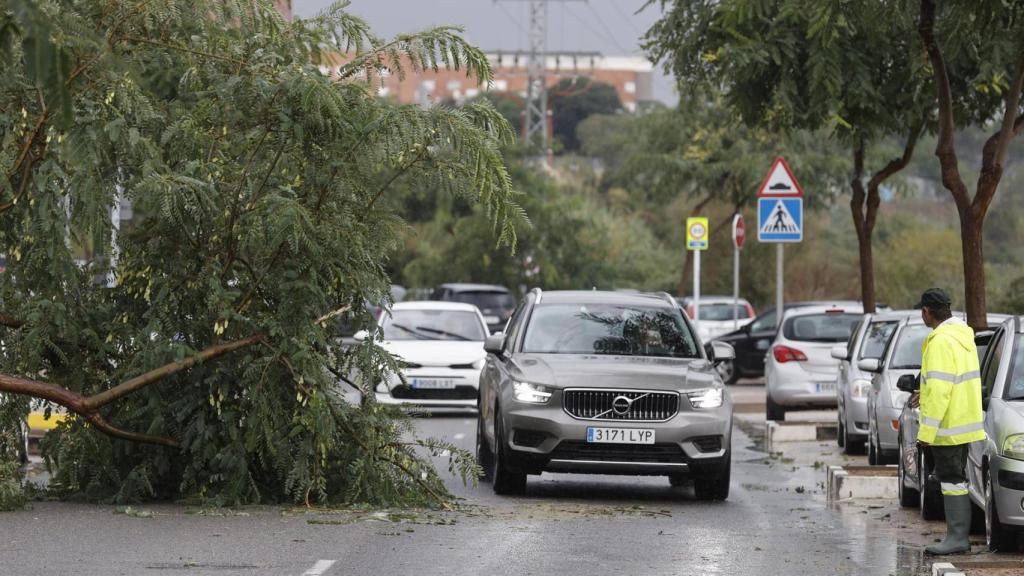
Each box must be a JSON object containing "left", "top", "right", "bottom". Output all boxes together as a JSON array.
[{"left": 930, "top": 444, "right": 969, "bottom": 496}]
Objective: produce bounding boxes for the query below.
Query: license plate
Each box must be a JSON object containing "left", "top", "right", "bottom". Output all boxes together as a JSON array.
[
  {"left": 586, "top": 427, "right": 655, "bottom": 444},
  {"left": 815, "top": 381, "right": 836, "bottom": 393},
  {"left": 410, "top": 378, "right": 456, "bottom": 390}
]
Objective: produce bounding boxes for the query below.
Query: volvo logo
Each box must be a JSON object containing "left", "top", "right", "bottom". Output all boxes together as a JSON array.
[{"left": 612, "top": 395, "right": 632, "bottom": 416}]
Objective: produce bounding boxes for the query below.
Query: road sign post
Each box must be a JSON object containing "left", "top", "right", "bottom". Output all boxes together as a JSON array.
[
  {"left": 731, "top": 214, "right": 745, "bottom": 331},
  {"left": 686, "top": 217, "right": 709, "bottom": 335},
  {"left": 756, "top": 157, "right": 804, "bottom": 327}
]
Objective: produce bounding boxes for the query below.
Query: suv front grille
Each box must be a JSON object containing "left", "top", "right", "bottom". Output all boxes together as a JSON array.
[{"left": 563, "top": 389, "right": 679, "bottom": 422}]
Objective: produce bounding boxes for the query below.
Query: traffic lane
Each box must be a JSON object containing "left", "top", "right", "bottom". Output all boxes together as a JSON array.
[{"left": 415, "top": 410, "right": 927, "bottom": 574}]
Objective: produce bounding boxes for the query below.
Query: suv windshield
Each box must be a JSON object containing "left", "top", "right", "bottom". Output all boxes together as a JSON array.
[
  {"left": 859, "top": 321, "right": 899, "bottom": 360},
  {"left": 381, "top": 310, "right": 486, "bottom": 341},
  {"left": 451, "top": 291, "right": 515, "bottom": 311},
  {"left": 522, "top": 303, "right": 699, "bottom": 358},
  {"left": 782, "top": 313, "right": 861, "bottom": 343},
  {"left": 697, "top": 304, "right": 750, "bottom": 321},
  {"left": 889, "top": 325, "right": 931, "bottom": 369}
]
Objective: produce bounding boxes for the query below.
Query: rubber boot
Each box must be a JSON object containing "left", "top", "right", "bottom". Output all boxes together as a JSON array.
[{"left": 925, "top": 494, "right": 972, "bottom": 555}]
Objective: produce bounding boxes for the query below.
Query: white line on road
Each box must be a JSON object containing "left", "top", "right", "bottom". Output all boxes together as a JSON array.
[
  {"left": 454, "top": 433, "right": 465, "bottom": 440},
  {"left": 302, "top": 560, "right": 336, "bottom": 576}
]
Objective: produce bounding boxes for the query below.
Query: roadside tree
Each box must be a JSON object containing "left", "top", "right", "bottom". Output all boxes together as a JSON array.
[{"left": 0, "top": 0, "right": 520, "bottom": 506}]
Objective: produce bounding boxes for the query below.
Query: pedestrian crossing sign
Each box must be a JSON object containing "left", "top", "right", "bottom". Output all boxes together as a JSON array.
[{"left": 758, "top": 197, "right": 803, "bottom": 242}]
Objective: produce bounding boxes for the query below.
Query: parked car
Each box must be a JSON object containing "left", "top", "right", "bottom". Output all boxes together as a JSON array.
[
  {"left": 431, "top": 283, "right": 515, "bottom": 334},
  {"left": 476, "top": 289, "right": 735, "bottom": 498},
  {"left": 765, "top": 304, "right": 864, "bottom": 420},
  {"left": 364, "top": 301, "right": 489, "bottom": 409},
  {"left": 677, "top": 296, "right": 756, "bottom": 343},
  {"left": 964, "top": 316, "right": 1024, "bottom": 551},
  {"left": 713, "top": 300, "right": 864, "bottom": 385},
  {"left": 896, "top": 314, "right": 1006, "bottom": 521},
  {"left": 832, "top": 311, "right": 915, "bottom": 454}
]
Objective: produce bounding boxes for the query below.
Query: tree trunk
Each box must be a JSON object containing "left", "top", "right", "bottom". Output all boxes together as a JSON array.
[{"left": 960, "top": 207, "right": 987, "bottom": 329}]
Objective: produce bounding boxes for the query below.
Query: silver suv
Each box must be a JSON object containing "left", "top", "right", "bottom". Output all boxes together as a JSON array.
[{"left": 475, "top": 289, "right": 735, "bottom": 499}]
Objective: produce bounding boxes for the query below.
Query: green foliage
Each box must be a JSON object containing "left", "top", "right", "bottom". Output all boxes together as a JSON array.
[
  {"left": 0, "top": 0, "right": 517, "bottom": 506},
  {"left": 550, "top": 77, "right": 622, "bottom": 151},
  {"left": 0, "top": 458, "right": 27, "bottom": 511}
]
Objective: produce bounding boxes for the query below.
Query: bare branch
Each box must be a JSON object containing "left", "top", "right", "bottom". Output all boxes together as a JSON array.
[
  {"left": 0, "top": 313, "right": 25, "bottom": 329},
  {"left": 316, "top": 305, "right": 352, "bottom": 326}
]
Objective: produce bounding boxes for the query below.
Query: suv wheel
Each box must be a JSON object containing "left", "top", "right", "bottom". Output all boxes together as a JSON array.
[
  {"left": 766, "top": 394, "right": 785, "bottom": 421},
  {"left": 986, "top": 471, "right": 1017, "bottom": 551},
  {"left": 897, "top": 439, "right": 919, "bottom": 507},
  {"left": 492, "top": 410, "right": 526, "bottom": 496},
  {"left": 475, "top": 411, "right": 494, "bottom": 483},
  {"left": 693, "top": 454, "right": 731, "bottom": 501}
]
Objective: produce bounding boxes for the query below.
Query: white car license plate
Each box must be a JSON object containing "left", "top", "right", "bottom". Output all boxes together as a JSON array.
[
  {"left": 410, "top": 378, "right": 456, "bottom": 390},
  {"left": 815, "top": 381, "right": 836, "bottom": 393},
  {"left": 586, "top": 427, "right": 655, "bottom": 445}
]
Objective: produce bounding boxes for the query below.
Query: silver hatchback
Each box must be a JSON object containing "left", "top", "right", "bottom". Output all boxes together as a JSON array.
[{"left": 476, "top": 289, "right": 735, "bottom": 499}]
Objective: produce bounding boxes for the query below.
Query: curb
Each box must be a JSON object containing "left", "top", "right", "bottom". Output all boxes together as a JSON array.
[
  {"left": 931, "top": 562, "right": 964, "bottom": 576},
  {"left": 825, "top": 465, "right": 898, "bottom": 502},
  {"left": 766, "top": 420, "right": 838, "bottom": 449}
]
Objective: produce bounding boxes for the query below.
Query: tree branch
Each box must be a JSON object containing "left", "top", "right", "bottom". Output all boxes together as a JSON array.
[
  {"left": 0, "top": 313, "right": 25, "bottom": 329},
  {"left": 85, "top": 333, "right": 265, "bottom": 410},
  {"left": 366, "top": 152, "right": 426, "bottom": 211},
  {"left": 316, "top": 305, "right": 352, "bottom": 326}
]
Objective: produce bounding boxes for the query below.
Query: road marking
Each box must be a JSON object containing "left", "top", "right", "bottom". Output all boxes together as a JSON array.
[
  {"left": 302, "top": 560, "right": 336, "bottom": 575},
  {"left": 454, "top": 433, "right": 465, "bottom": 440}
]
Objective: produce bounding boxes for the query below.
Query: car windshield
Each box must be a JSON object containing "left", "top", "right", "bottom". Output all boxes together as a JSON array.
[
  {"left": 782, "top": 313, "right": 862, "bottom": 343},
  {"left": 451, "top": 291, "right": 514, "bottom": 311},
  {"left": 889, "top": 325, "right": 932, "bottom": 369},
  {"left": 522, "top": 303, "right": 700, "bottom": 358},
  {"left": 1006, "top": 338, "right": 1024, "bottom": 400},
  {"left": 381, "top": 310, "right": 486, "bottom": 342},
  {"left": 859, "top": 321, "right": 899, "bottom": 360},
  {"left": 696, "top": 304, "right": 750, "bottom": 321}
]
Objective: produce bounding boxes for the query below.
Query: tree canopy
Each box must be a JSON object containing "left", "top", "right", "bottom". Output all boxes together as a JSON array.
[
  {"left": 550, "top": 77, "right": 622, "bottom": 151},
  {"left": 0, "top": 0, "right": 521, "bottom": 506}
]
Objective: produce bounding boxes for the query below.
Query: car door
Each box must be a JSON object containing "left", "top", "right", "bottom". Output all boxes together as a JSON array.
[
  {"left": 482, "top": 297, "right": 528, "bottom": 444},
  {"left": 736, "top": 308, "right": 779, "bottom": 374},
  {"left": 969, "top": 329, "right": 1003, "bottom": 502}
]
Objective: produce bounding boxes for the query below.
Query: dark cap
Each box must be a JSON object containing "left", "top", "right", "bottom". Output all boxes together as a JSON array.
[{"left": 914, "top": 287, "right": 952, "bottom": 310}]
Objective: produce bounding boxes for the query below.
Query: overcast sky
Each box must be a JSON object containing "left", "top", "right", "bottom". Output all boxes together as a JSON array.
[{"left": 292, "top": 0, "right": 678, "bottom": 104}]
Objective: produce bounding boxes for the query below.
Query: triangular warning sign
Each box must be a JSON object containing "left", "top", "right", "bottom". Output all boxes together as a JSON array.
[
  {"left": 761, "top": 199, "right": 799, "bottom": 234},
  {"left": 757, "top": 157, "right": 803, "bottom": 197}
]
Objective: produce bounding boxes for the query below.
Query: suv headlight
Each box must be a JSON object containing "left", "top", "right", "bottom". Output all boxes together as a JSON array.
[
  {"left": 512, "top": 381, "right": 552, "bottom": 404},
  {"left": 1003, "top": 434, "right": 1024, "bottom": 461},
  {"left": 471, "top": 358, "right": 485, "bottom": 370},
  {"left": 686, "top": 388, "right": 723, "bottom": 409},
  {"left": 850, "top": 379, "right": 871, "bottom": 399}
]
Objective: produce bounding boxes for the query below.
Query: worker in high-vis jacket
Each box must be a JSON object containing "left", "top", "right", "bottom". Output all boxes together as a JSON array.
[{"left": 912, "top": 287, "right": 985, "bottom": 555}]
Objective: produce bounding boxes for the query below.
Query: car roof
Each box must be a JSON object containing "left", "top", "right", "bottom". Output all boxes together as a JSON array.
[
  {"left": 391, "top": 301, "right": 481, "bottom": 312},
  {"left": 896, "top": 312, "right": 1009, "bottom": 327},
  {"left": 866, "top": 310, "right": 919, "bottom": 322},
  {"left": 539, "top": 290, "right": 676, "bottom": 308},
  {"left": 436, "top": 283, "right": 510, "bottom": 293},
  {"left": 782, "top": 303, "right": 865, "bottom": 318},
  {"left": 677, "top": 296, "right": 751, "bottom": 305}
]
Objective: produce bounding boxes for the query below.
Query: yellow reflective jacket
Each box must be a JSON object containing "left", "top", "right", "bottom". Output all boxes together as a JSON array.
[{"left": 917, "top": 318, "right": 985, "bottom": 446}]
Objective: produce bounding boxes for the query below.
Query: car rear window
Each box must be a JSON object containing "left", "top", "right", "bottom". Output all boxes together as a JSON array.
[
  {"left": 451, "top": 291, "right": 515, "bottom": 311},
  {"left": 522, "top": 303, "right": 699, "bottom": 358},
  {"left": 783, "top": 313, "right": 862, "bottom": 343},
  {"left": 696, "top": 303, "right": 751, "bottom": 321}
]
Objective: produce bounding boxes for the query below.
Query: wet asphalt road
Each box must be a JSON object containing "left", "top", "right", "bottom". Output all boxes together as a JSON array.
[{"left": 0, "top": 394, "right": 952, "bottom": 576}]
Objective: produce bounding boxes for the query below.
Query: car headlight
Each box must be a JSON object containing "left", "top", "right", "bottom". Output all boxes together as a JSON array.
[
  {"left": 850, "top": 379, "right": 871, "bottom": 399},
  {"left": 512, "top": 381, "right": 552, "bottom": 404},
  {"left": 1003, "top": 434, "right": 1024, "bottom": 461},
  {"left": 686, "top": 388, "right": 724, "bottom": 409},
  {"left": 471, "top": 358, "right": 485, "bottom": 370}
]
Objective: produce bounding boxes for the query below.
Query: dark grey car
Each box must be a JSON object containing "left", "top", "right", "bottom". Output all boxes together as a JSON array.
[{"left": 475, "top": 289, "right": 735, "bottom": 499}]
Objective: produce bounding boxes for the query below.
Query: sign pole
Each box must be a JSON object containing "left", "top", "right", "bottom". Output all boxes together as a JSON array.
[
  {"left": 776, "top": 244, "right": 784, "bottom": 328},
  {"left": 733, "top": 242, "right": 740, "bottom": 331},
  {"left": 693, "top": 249, "right": 701, "bottom": 336}
]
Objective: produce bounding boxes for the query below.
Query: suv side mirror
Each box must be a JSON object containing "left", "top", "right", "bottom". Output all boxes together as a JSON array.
[
  {"left": 857, "top": 358, "right": 881, "bottom": 373},
  {"left": 830, "top": 345, "right": 848, "bottom": 360},
  {"left": 896, "top": 373, "right": 920, "bottom": 393},
  {"left": 484, "top": 333, "right": 506, "bottom": 355},
  {"left": 706, "top": 341, "right": 735, "bottom": 365}
]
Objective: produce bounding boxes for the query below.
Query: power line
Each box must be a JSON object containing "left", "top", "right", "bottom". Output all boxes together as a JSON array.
[
  {"left": 494, "top": 2, "right": 529, "bottom": 39},
  {"left": 583, "top": 1, "right": 631, "bottom": 54},
  {"left": 606, "top": 0, "right": 642, "bottom": 38},
  {"left": 563, "top": 2, "right": 629, "bottom": 55}
]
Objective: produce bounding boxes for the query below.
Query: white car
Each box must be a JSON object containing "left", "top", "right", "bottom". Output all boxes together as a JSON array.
[
  {"left": 678, "top": 296, "right": 756, "bottom": 342},
  {"left": 367, "top": 301, "right": 489, "bottom": 409},
  {"left": 765, "top": 303, "right": 864, "bottom": 420}
]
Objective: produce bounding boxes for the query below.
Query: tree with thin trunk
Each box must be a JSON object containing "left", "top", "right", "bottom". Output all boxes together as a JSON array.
[
  {"left": 916, "top": 0, "right": 1024, "bottom": 328},
  {"left": 0, "top": 0, "right": 520, "bottom": 507},
  {"left": 644, "top": 0, "right": 933, "bottom": 312}
]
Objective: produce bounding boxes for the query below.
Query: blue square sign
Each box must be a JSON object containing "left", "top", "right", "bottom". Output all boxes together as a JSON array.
[{"left": 758, "top": 197, "right": 803, "bottom": 242}]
